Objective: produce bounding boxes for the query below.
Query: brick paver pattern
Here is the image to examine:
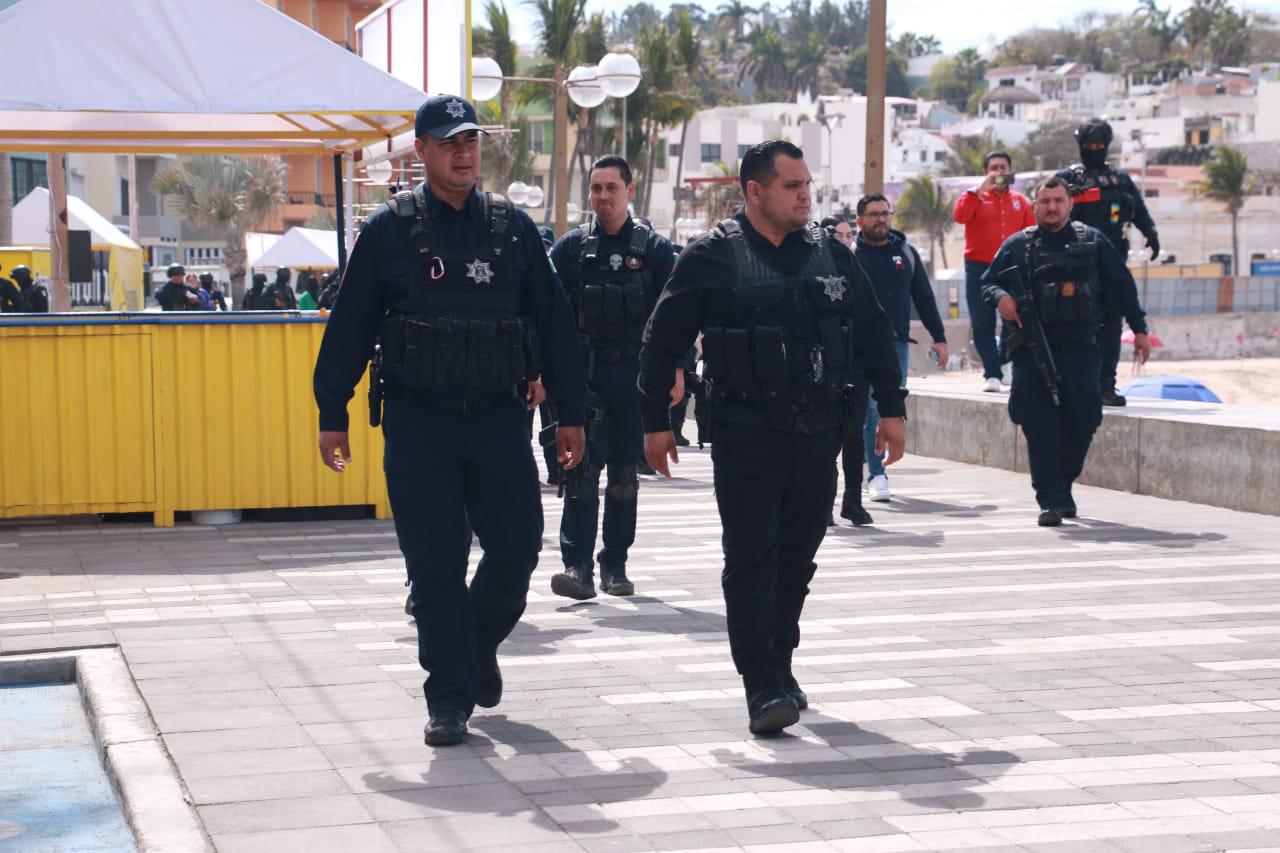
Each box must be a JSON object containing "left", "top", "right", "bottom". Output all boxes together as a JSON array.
[{"left": 3, "top": 449, "right": 1280, "bottom": 853}]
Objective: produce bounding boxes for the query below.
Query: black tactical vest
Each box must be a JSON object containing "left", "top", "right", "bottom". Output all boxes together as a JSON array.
[
  {"left": 701, "top": 219, "right": 853, "bottom": 413},
  {"left": 379, "top": 187, "right": 535, "bottom": 402},
  {"left": 570, "top": 218, "right": 653, "bottom": 360},
  {"left": 1024, "top": 222, "right": 1101, "bottom": 327},
  {"left": 1068, "top": 165, "right": 1136, "bottom": 248}
]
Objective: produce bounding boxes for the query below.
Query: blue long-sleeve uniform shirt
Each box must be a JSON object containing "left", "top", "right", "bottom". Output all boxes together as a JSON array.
[{"left": 313, "top": 184, "right": 586, "bottom": 431}]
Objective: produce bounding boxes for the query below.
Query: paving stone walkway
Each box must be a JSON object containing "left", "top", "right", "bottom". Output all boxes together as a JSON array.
[{"left": 3, "top": 448, "right": 1280, "bottom": 852}]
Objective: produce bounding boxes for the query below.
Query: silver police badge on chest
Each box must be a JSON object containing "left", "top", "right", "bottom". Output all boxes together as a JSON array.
[
  {"left": 466, "top": 259, "right": 494, "bottom": 284},
  {"left": 818, "top": 275, "right": 847, "bottom": 302}
]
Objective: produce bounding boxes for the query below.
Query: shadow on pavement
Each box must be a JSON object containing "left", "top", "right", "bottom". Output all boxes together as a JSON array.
[
  {"left": 1057, "top": 519, "right": 1227, "bottom": 548},
  {"left": 710, "top": 710, "right": 1020, "bottom": 809}
]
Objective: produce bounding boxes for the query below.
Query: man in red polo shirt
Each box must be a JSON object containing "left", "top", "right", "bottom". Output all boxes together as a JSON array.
[{"left": 953, "top": 150, "right": 1035, "bottom": 392}]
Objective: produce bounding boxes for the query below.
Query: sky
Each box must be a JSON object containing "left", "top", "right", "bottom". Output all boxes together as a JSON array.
[{"left": 503, "top": 0, "right": 1280, "bottom": 57}]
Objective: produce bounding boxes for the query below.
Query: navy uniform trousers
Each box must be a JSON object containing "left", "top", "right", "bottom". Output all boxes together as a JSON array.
[
  {"left": 559, "top": 356, "right": 642, "bottom": 570},
  {"left": 383, "top": 395, "right": 543, "bottom": 717},
  {"left": 711, "top": 419, "right": 843, "bottom": 699},
  {"left": 1008, "top": 340, "right": 1103, "bottom": 511}
]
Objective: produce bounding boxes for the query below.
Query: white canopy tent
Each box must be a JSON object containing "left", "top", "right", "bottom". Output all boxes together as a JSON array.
[
  {"left": 0, "top": 0, "right": 426, "bottom": 156},
  {"left": 252, "top": 228, "right": 340, "bottom": 271},
  {"left": 0, "top": 0, "right": 428, "bottom": 308}
]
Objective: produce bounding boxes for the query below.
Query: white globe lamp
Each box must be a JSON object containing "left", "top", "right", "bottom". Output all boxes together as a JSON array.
[
  {"left": 598, "top": 52, "right": 642, "bottom": 98},
  {"left": 471, "top": 56, "right": 503, "bottom": 102},
  {"left": 566, "top": 65, "right": 608, "bottom": 109},
  {"left": 525, "top": 185, "right": 545, "bottom": 208},
  {"left": 506, "top": 181, "right": 530, "bottom": 206}
]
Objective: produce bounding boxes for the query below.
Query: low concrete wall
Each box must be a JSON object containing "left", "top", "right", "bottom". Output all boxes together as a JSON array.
[
  {"left": 906, "top": 311, "right": 1280, "bottom": 375},
  {"left": 905, "top": 389, "right": 1280, "bottom": 517}
]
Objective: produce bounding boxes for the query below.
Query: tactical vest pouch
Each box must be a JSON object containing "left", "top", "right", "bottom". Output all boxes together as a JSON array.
[
  {"left": 753, "top": 326, "right": 789, "bottom": 399},
  {"left": 817, "top": 318, "right": 847, "bottom": 387},
  {"left": 1037, "top": 278, "right": 1098, "bottom": 326},
  {"left": 580, "top": 284, "right": 605, "bottom": 337},
  {"left": 601, "top": 284, "right": 625, "bottom": 340},
  {"left": 735, "top": 278, "right": 788, "bottom": 313},
  {"left": 404, "top": 319, "right": 435, "bottom": 388},
  {"left": 623, "top": 281, "right": 648, "bottom": 341},
  {"left": 702, "top": 327, "right": 728, "bottom": 383},
  {"left": 466, "top": 319, "right": 499, "bottom": 389},
  {"left": 723, "top": 328, "right": 754, "bottom": 395}
]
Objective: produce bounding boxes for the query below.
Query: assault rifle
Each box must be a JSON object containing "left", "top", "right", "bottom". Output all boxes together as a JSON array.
[{"left": 994, "top": 265, "right": 1060, "bottom": 407}]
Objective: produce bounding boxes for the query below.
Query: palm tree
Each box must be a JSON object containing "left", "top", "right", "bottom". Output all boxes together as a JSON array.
[
  {"left": 737, "top": 24, "right": 790, "bottom": 99},
  {"left": 476, "top": 2, "right": 521, "bottom": 194},
  {"left": 788, "top": 33, "right": 829, "bottom": 101},
  {"left": 528, "top": 0, "right": 587, "bottom": 227},
  {"left": 717, "top": 0, "right": 756, "bottom": 40},
  {"left": 894, "top": 175, "right": 953, "bottom": 273},
  {"left": 570, "top": 13, "right": 607, "bottom": 207},
  {"left": 670, "top": 9, "right": 704, "bottom": 237},
  {"left": 151, "top": 156, "right": 287, "bottom": 303},
  {"left": 1193, "top": 146, "right": 1254, "bottom": 277}
]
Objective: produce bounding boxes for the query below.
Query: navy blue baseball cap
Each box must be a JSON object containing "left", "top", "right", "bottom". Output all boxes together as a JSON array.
[{"left": 415, "top": 94, "right": 487, "bottom": 140}]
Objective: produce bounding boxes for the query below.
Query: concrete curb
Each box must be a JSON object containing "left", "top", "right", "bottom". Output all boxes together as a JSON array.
[{"left": 0, "top": 648, "right": 212, "bottom": 853}]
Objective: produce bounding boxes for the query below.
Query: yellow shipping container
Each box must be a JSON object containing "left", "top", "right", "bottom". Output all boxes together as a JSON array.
[{"left": 0, "top": 313, "right": 389, "bottom": 526}]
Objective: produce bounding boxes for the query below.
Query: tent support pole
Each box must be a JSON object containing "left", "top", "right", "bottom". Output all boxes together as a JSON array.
[
  {"left": 47, "top": 151, "right": 72, "bottom": 312},
  {"left": 333, "top": 153, "right": 347, "bottom": 274}
]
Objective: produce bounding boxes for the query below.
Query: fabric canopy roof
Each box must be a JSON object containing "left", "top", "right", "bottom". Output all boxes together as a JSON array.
[
  {"left": 0, "top": 0, "right": 426, "bottom": 154},
  {"left": 252, "top": 227, "right": 340, "bottom": 270},
  {"left": 13, "top": 187, "right": 141, "bottom": 250}
]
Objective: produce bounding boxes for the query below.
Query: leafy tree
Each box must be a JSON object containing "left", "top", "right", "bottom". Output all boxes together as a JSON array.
[
  {"left": 841, "top": 44, "right": 908, "bottom": 98},
  {"left": 475, "top": 2, "right": 521, "bottom": 194},
  {"left": 1193, "top": 146, "right": 1254, "bottom": 277},
  {"left": 716, "top": 0, "right": 756, "bottom": 40},
  {"left": 738, "top": 23, "right": 791, "bottom": 99},
  {"left": 1011, "top": 120, "right": 1081, "bottom": 172},
  {"left": 152, "top": 156, "right": 287, "bottom": 303},
  {"left": 671, "top": 9, "right": 705, "bottom": 235},
  {"left": 614, "top": 2, "right": 662, "bottom": 41},
  {"left": 789, "top": 33, "right": 831, "bottom": 100},
  {"left": 528, "top": 0, "right": 587, "bottom": 221},
  {"left": 943, "top": 130, "right": 1001, "bottom": 176},
  {"left": 894, "top": 32, "right": 940, "bottom": 58},
  {"left": 1208, "top": 5, "right": 1251, "bottom": 67},
  {"left": 894, "top": 175, "right": 953, "bottom": 271}
]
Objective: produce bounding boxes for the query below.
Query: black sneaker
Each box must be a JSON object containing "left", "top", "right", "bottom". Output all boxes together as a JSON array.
[
  {"left": 424, "top": 710, "right": 468, "bottom": 746},
  {"left": 1101, "top": 387, "right": 1127, "bottom": 407},
  {"left": 840, "top": 503, "right": 874, "bottom": 526},
  {"left": 673, "top": 431, "right": 691, "bottom": 447},
  {"left": 748, "top": 695, "right": 801, "bottom": 735},
  {"left": 551, "top": 564, "right": 597, "bottom": 600},
  {"left": 1038, "top": 508, "right": 1063, "bottom": 527},
  {"left": 599, "top": 564, "right": 634, "bottom": 596},
  {"left": 476, "top": 655, "right": 502, "bottom": 708}
]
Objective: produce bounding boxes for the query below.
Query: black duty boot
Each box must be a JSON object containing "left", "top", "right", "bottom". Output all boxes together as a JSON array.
[
  {"left": 404, "top": 592, "right": 414, "bottom": 618},
  {"left": 1060, "top": 495, "right": 1078, "bottom": 519},
  {"left": 840, "top": 501, "right": 874, "bottom": 526},
  {"left": 1101, "top": 385, "right": 1127, "bottom": 407},
  {"left": 672, "top": 429, "right": 690, "bottom": 447},
  {"left": 1038, "top": 508, "right": 1063, "bottom": 527},
  {"left": 424, "top": 710, "right": 469, "bottom": 746},
  {"left": 476, "top": 654, "right": 503, "bottom": 708},
  {"left": 747, "top": 693, "right": 800, "bottom": 735},
  {"left": 637, "top": 459, "right": 657, "bottom": 476},
  {"left": 599, "top": 564, "right": 635, "bottom": 596},
  {"left": 551, "top": 563, "right": 597, "bottom": 600}
]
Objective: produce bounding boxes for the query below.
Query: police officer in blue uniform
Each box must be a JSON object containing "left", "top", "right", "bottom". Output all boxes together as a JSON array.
[
  {"left": 1056, "top": 118, "right": 1158, "bottom": 407},
  {"left": 313, "top": 95, "right": 586, "bottom": 747},
  {"left": 640, "top": 141, "right": 907, "bottom": 735},
  {"left": 546, "top": 155, "right": 678, "bottom": 601},
  {"left": 982, "top": 176, "right": 1151, "bottom": 527}
]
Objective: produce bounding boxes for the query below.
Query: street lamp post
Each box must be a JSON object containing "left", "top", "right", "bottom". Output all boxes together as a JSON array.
[
  {"left": 816, "top": 107, "right": 845, "bottom": 218},
  {"left": 598, "top": 52, "right": 642, "bottom": 156},
  {"left": 473, "top": 54, "right": 640, "bottom": 235}
]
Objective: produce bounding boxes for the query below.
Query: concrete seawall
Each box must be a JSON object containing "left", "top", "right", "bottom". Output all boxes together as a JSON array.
[{"left": 905, "top": 388, "right": 1279, "bottom": 517}]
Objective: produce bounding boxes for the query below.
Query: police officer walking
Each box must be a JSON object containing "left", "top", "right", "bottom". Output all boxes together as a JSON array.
[
  {"left": 242, "top": 273, "right": 269, "bottom": 309},
  {"left": 265, "top": 267, "right": 298, "bottom": 310},
  {"left": 982, "top": 176, "right": 1151, "bottom": 526},
  {"left": 547, "top": 155, "right": 677, "bottom": 601},
  {"left": 313, "top": 95, "right": 586, "bottom": 747},
  {"left": 640, "top": 141, "right": 907, "bottom": 735},
  {"left": 1056, "top": 119, "right": 1158, "bottom": 406},
  {"left": 156, "top": 264, "right": 202, "bottom": 310},
  {"left": 0, "top": 265, "right": 21, "bottom": 313}
]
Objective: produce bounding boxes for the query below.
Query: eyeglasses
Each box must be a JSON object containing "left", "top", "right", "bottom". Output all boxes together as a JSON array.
[{"left": 860, "top": 211, "right": 892, "bottom": 219}]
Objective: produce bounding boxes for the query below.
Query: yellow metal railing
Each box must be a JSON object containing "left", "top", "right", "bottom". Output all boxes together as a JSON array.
[{"left": 0, "top": 314, "right": 388, "bottom": 526}]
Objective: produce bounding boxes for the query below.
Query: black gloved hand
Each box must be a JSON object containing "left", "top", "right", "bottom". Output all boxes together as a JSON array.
[{"left": 1147, "top": 234, "right": 1160, "bottom": 261}]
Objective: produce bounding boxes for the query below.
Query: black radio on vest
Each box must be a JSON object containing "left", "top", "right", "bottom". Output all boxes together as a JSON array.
[
  {"left": 571, "top": 217, "right": 653, "bottom": 362},
  {"left": 701, "top": 219, "right": 853, "bottom": 415},
  {"left": 377, "top": 186, "right": 539, "bottom": 408}
]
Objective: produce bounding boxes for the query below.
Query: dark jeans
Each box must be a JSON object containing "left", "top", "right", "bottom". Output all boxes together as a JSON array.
[
  {"left": 384, "top": 396, "right": 543, "bottom": 716},
  {"left": 711, "top": 419, "right": 842, "bottom": 697},
  {"left": 1008, "top": 341, "right": 1102, "bottom": 510},
  {"left": 559, "top": 357, "right": 643, "bottom": 569},
  {"left": 965, "top": 259, "right": 1003, "bottom": 379},
  {"left": 1098, "top": 313, "right": 1123, "bottom": 392},
  {"left": 839, "top": 383, "right": 872, "bottom": 509}
]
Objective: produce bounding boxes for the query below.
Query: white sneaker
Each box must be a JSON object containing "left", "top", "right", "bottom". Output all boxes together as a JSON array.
[
  {"left": 983, "top": 377, "right": 1002, "bottom": 393},
  {"left": 867, "top": 475, "right": 890, "bottom": 502}
]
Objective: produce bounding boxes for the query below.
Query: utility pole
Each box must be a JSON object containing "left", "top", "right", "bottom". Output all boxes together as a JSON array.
[
  {"left": 863, "top": 0, "right": 887, "bottom": 194},
  {"left": 127, "top": 154, "right": 140, "bottom": 310},
  {"left": 47, "top": 152, "right": 71, "bottom": 312}
]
